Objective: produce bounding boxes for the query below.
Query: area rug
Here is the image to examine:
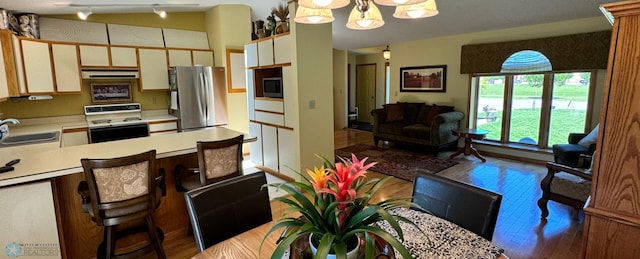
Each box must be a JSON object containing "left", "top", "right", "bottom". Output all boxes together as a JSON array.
[{"left": 335, "top": 144, "right": 458, "bottom": 182}]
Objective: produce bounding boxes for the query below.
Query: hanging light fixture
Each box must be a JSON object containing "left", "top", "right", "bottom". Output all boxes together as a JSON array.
[
  {"left": 77, "top": 8, "right": 92, "bottom": 20},
  {"left": 153, "top": 7, "right": 167, "bottom": 18},
  {"left": 296, "top": 0, "right": 438, "bottom": 30},
  {"left": 382, "top": 45, "right": 391, "bottom": 60},
  {"left": 393, "top": 0, "right": 438, "bottom": 19},
  {"left": 346, "top": 0, "right": 385, "bottom": 30},
  {"left": 294, "top": 5, "right": 335, "bottom": 24}
]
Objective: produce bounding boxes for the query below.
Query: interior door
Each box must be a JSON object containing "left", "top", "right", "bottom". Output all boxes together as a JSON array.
[{"left": 356, "top": 64, "right": 376, "bottom": 123}]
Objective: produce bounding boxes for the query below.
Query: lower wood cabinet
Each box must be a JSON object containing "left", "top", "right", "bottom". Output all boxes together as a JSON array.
[{"left": 148, "top": 119, "right": 178, "bottom": 136}]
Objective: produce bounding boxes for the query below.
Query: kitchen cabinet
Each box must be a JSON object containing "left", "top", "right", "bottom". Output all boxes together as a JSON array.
[
  {"left": 168, "top": 49, "right": 192, "bottom": 67},
  {"left": 273, "top": 34, "right": 291, "bottom": 65},
  {"left": 248, "top": 121, "right": 263, "bottom": 165},
  {"left": 51, "top": 43, "right": 81, "bottom": 93},
  {"left": 0, "top": 30, "right": 18, "bottom": 100},
  {"left": 148, "top": 119, "right": 178, "bottom": 136},
  {"left": 246, "top": 70, "right": 255, "bottom": 120},
  {"left": 61, "top": 127, "right": 88, "bottom": 147},
  {"left": 192, "top": 50, "right": 214, "bottom": 67},
  {"left": 262, "top": 124, "right": 278, "bottom": 170},
  {"left": 79, "top": 45, "right": 109, "bottom": 67},
  {"left": 277, "top": 127, "right": 298, "bottom": 180},
  {"left": 244, "top": 43, "right": 258, "bottom": 68},
  {"left": 282, "top": 66, "right": 296, "bottom": 128},
  {"left": 257, "top": 39, "right": 274, "bottom": 67},
  {"left": 110, "top": 46, "right": 137, "bottom": 67},
  {"left": 21, "top": 39, "right": 54, "bottom": 93},
  {"left": 138, "top": 48, "right": 169, "bottom": 91}
]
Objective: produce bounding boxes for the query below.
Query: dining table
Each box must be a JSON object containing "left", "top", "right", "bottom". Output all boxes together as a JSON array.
[{"left": 193, "top": 207, "right": 508, "bottom": 259}]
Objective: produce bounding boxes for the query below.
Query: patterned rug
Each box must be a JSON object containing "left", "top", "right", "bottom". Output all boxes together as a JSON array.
[{"left": 335, "top": 144, "right": 458, "bottom": 182}]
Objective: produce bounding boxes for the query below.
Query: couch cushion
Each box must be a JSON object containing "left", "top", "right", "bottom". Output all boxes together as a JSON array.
[
  {"left": 402, "top": 124, "right": 431, "bottom": 139},
  {"left": 424, "top": 105, "right": 454, "bottom": 125},
  {"left": 384, "top": 103, "right": 404, "bottom": 122},
  {"left": 378, "top": 122, "right": 406, "bottom": 134},
  {"left": 399, "top": 102, "right": 424, "bottom": 123}
]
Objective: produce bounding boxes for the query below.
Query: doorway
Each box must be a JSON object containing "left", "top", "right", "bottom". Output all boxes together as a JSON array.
[{"left": 356, "top": 64, "right": 376, "bottom": 123}]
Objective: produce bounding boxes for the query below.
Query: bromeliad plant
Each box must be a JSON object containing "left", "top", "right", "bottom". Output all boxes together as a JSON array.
[{"left": 261, "top": 154, "right": 424, "bottom": 259}]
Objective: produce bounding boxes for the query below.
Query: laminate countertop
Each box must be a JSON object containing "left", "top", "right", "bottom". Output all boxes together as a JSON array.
[{"left": 0, "top": 127, "right": 249, "bottom": 187}]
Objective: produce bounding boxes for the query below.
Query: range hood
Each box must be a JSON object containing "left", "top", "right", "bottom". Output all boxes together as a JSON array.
[{"left": 81, "top": 69, "right": 139, "bottom": 79}]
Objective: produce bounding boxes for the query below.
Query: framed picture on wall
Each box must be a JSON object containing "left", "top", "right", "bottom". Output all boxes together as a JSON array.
[
  {"left": 90, "top": 82, "right": 133, "bottom": 103},
  {"left": 400, "top": 65, "right": 447, "bottom": 92}
]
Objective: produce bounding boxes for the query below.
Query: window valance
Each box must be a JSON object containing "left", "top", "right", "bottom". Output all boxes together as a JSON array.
[{"left": 460, "top": 30, "right": 611, "bottom": 74}]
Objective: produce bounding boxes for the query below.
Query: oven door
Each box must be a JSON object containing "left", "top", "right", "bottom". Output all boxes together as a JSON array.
[{"left": 89, "top": 123, "right": 150, "bottom": 143}]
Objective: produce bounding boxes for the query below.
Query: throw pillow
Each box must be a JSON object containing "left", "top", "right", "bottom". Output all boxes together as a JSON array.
[
  {"left": 578, "top": 124, "right": 599, "bottom": 148},
  {"left": 424, "top": 105, "right": 454, "bottom": 125},
  {"left": 384, "top": 103, "right": 404, "bottom": 122}
]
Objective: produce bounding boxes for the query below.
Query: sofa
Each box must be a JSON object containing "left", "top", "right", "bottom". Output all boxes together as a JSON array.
[{"left": 371, "top": 102, "right": 464, "bottom": 154}]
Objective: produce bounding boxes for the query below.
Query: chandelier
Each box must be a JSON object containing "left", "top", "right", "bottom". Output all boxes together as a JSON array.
[{"left": 294, "top": 0, "right": 439, "bottom": 30}]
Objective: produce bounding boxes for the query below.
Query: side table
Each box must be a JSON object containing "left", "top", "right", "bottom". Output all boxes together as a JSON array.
[{"left": 449, "top": 128, "right": 488, "bottom": 162}]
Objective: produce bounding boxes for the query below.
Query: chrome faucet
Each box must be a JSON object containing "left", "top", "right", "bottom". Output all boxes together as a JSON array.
[{"left": 0, "top": 118, "right": 19, "bottom": 126}]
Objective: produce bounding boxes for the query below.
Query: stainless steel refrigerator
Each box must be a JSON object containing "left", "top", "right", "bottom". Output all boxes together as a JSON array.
[{"left": 169, "top": 66, "right": 228, "bottom": 131}]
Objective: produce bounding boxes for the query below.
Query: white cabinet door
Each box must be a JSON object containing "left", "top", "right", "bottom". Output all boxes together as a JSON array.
[
  {"left": 168, "top": 49, "right": 192, "bottom": 67},
  {"left": 274, "top": 34, "right": 291, "bottom": 65},
  {"left": 278, "top": 128, "right": 299, "bottom": 181},
  {"left": 248, "top": 122, "right": 263, "bottom": 166},
  {"left": 282, "top": 66, "right": 297, "bottom": 128},
  {"left": 110, "top": 47, "right": 137, "bottom": 67},
  {"left": 244, "top": 43, "right": 258, "bottom": 68},
  {"left": 257, "top": 39, "right": 274, "bottom": 67},
  {"left": 138, "top": 48, "right": 169, "bottom": 90},
  {"left": 262, "top": 124, "right": 278, "bottom": 171},
  {"left": 192, "top": 50, "right": 214, "bottom": 67},
  {"left": 61, "top": 128, "right": 88, "bottom": 147},
  {"left": 21, "top": 40, "right": 54, "bottom": 93},
  {"left": 51, "top": 44, "right": 81, "bottom": 93},
  {"left": 246, "top": 69, "right": 255, "bottom": 120},
  {"left": 79, "top": 45, "right": 109, "bottom": 67}
]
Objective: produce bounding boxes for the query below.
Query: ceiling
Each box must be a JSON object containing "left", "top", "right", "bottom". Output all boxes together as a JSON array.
[{"left": 1, "top": 0, "right": 616, "bottom": 50}]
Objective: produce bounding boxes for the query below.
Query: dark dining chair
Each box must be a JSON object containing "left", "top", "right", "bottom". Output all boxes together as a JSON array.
[
  {"left": 174, "top": 134, "right": 244, "bottom": 192},
  {"left": 77, "top": 150, "right": 166, "bottom": 259},
  {"left": 184, "top": 171, "right": 272, "bottom": 251},
  {"left": 412, "top": 173, "right": 503, "bottom": 241}
]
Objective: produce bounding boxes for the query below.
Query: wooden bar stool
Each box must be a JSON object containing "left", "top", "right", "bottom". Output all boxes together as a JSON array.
[{"left": 77, "top": 150, "right": 166, "bottom": 259}]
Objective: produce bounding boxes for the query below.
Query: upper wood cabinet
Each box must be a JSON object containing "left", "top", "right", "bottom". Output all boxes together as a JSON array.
[
  {"left": 79, "top": 45, "right": 109, "bottom": 67},
  {"left": 110, "top": 46, "right": 137, "bottom": 67},
  {"left": 273, "top": 34, "right": 291, "bottom": 65},
  {"left": 51, "top": 43, "right": 81, "bottom": 93},
  {"left": 138, "top": 48, "right": 169, "bottom": 91},
  {"left": 21, "top": 39, "right": 54, "bottom": 93},
  {"left": 192, "top": 50, "right": 214, "bottom": 67},
  {"left": 257, "top": 39, "right": 274, "bottom": 67},
  {"left": 0, "top": 30, "right": 18, "bottom": 100},
  {"left": 168, "top": 49, "right": 192, "bottom": 67}
]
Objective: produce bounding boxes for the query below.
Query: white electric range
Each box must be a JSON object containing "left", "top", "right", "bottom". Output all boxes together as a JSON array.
[{"left": 84, "top": 103, "right": 150, "bottom": 143}]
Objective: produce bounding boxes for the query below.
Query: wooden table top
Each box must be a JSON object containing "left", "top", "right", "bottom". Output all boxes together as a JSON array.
[{"left": 193, "top": 207, "right": 509, "bottom": 259}]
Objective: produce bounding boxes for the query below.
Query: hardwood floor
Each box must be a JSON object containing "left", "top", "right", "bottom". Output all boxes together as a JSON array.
[{"left": 160, "top": 129, "right": 584, "bottom": 259}]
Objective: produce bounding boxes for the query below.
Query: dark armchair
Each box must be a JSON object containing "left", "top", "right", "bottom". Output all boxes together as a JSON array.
[
  {"left": 538, "top": 155, "right": 593, "bottom": 219},
  {"left": 552, "top": 133, "right": 596, "bottom": 168}
]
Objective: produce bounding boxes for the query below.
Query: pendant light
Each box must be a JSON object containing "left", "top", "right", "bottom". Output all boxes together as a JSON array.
[
  {"left": 373, "top": 0, "right": 428, "bottom": 6},
  {"left": 382, "top": 45, "right": 391, "bottom": 60},
  {"left": 299, "top": 0, "right": 350, "bottom": 9},
  {"left": 346, "top": 0, "right": 385, "bottom": 30},
  {"left": 393, "top": 0, "right": 438, "bottom": 19},
  {"left": 294, "top": 6, "right": 335, "bottom": 24}
]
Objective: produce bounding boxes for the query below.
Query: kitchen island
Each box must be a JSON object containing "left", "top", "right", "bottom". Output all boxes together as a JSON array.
[{"left": 0, "top": 127, "right": 253, "bottom": 259}]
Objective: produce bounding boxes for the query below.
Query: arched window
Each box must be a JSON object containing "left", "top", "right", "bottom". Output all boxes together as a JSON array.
[
  {"left": 473, "top": 50, "right": 593, "bottom": 149},
  {"left": 500, "top": 50, "right": 552, "bottom": 73}
]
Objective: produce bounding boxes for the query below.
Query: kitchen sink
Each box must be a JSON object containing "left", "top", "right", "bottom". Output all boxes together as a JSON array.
[{"left": 0, "top": 131, "right": 60, "bottom": 146}]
